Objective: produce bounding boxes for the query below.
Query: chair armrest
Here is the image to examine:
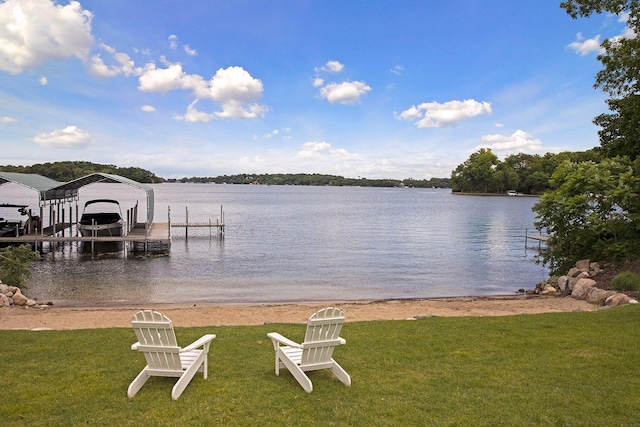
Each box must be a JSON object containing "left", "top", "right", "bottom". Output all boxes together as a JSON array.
[
  {"left": 338, "top": 337, "right": 346, "bottom": 345},
  {"left": 267, "top": 332, "right": 302, "bottom": 348},
  {"left": 181, "top": 334, "right": 216, "bottom": 352},
  {"left": 131, "top": 342, "right": 140, "bottom": 351}
]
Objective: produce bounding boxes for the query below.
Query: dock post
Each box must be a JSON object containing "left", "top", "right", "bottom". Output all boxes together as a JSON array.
[
  {"left": 185, "top": 206, "right": 189, "bottom": 240},
  {"left": 91, "top": 218, "right": 96, "bottom": 254}
]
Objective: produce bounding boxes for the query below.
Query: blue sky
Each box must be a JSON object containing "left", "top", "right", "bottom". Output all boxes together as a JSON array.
[{"left": 0, "top": 0, "right": 629, "bottom": 180}]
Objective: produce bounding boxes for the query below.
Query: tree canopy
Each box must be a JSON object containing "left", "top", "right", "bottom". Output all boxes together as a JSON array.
[
  {"left": 561, "top": 0, "right": 640, "bottom": 160},
  {"left": 450, "top": 149, "right": 601, "bottom": 194},
  {"left": 533, "top": 157, "right": 640, "bottom": 274},
  {"left": 0, "top": 161, "right": 164, "bottom": 183}
]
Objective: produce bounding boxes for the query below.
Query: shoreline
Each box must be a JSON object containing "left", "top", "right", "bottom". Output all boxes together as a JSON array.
[{"left": 0, "top": 294, "right": 597, "bottom": 330}]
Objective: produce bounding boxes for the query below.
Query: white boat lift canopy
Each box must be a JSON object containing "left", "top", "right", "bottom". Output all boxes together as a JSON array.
[{"left": 0, "top": 172, "right": 155, "bottom": 225}]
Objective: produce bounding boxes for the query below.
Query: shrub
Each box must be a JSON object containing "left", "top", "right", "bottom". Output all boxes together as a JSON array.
[
  {"left": 0, "top": 244, "right": 40, "bottom": 289},
  {"left": 610, "top": 271, "right": 640, "bottom": 292}
]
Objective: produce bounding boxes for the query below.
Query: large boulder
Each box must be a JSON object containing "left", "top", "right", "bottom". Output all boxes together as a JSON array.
[
  {"left": 585, "top": 288, "right": 611, "bottom": 305},
  {"left": 571, "top": 278, "right": 597, "bottom": 300},
  {"left": 567, "top": 267, "right": 581, "bottom": 278},
  {"left": 12, "top": 288, "right": 28, "bottom": 306},
  {"left": 557, "top": 276, "right": 570, "bottom": 293},
  {"left": 604, "top": 293, "right": 637, "bottom": 307},
  {"left": 575, "top": 259, "right": 591, "bottom": 271},
  {"left": 0, "top": 293, "right": 9, "bottom": 307}
]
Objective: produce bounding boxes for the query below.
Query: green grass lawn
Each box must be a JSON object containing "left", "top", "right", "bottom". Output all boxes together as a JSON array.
[{"left": 2, "top": 306, "right": 640, "bottom": 426}]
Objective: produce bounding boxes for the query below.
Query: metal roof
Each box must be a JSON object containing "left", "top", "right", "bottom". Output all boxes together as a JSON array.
[
  {"left": 0, "top": 172, "right": 68, "bottom": 199},
  {"left": 46, "top": 173, "right": 155, "bottom": 224},
  {"left": 0, "top": 172, "right": 155, "bottom": 224}
]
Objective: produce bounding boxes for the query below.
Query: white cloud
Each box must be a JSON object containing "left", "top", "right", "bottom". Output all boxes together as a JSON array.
[
  {"left": 87, "top": 44, "right": 139, "bottom": 78},
  {"left": 324, "top": 60, "right": 344, "bottom": 73},
  {"left": 396, "top": 99, "right": 492, "bottom": 128},
  {"left": 263, "top": 127, "right": 292, "bottom": 139},
  {"left": 296, "top": 141, "right": 359, "bottom": 160},
  {"left": 138, "top": 63, "right": 266, "bottom": 120},
  {"left": 184, "top": 45, "right": 197, "bottom": 56},
  {"left": 568, "top": 15, "right": 637, "bottom": 57},
  {"left": 567, "top": 32, "right": 604, "bottom": 56},
  {"left": 141, "top": 105, "right": 156, "bottom": 113},
  {"left": 396, "top": 105, "right": 422, "bottom": 121},
  {"left": 0, "top": 116, "right": 18, "bottom": 124},
  {"left": 313, "top": 60, "right": 371, "bottom": 105},
  {"left": 208, "top": 66, "right": 267, "bottom": 118},
  {"left": 239, "top": 155, "right": 265, "bottom": 167},
  {"left": 473, "top": 130, "right": 545, "bottom": 154},
  {"left": 168, "top": 34, "right": 178, "bottom": 49},
  {"left": 320, "top": 81, "right": 371, "bottom": 104},
  {"left": 0, "top": 0, "right": 94, "bottom": 74},
  {"left": 391, "top": 64, "right": 404, "bottom": 75},
  {"left": 138, "top": 61, "right": 206, "bottom": 94},
  {"left": 32, "top": 125, "right": 93, "bottom": 148},
  {"left": 315, "top": 60, "right": 344, "bottom": 73},
  {"left": 174, "top": 100, "right": 214, "bottom": 123},
  {"left": 39, "top": 76, "right": 47, "bottom": 85}
]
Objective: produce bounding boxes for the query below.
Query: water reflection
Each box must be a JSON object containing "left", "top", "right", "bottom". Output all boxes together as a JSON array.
[{"left": 23, "top": 185, "right": 548, "bottom": 305}]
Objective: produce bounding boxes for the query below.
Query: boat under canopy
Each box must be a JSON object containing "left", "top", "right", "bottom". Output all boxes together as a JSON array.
[{"left": 78, "top": 199, "right": 124, "bottom": 237}]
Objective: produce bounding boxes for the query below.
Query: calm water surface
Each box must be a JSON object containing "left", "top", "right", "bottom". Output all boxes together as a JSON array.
[{"left": 18, "top": 184, "right": 547, "bottom": 305}]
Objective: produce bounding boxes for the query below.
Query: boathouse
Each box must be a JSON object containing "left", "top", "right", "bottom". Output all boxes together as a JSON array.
[{"left": 0, "top": 172, "right": 162, "bottom": 252}]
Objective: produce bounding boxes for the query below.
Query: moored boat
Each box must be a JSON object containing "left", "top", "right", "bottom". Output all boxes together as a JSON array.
[{"left": 78, "top": 199, "right": 124, "bottom": 237}]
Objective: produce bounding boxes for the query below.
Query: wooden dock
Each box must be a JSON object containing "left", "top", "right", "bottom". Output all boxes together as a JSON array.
[
  {"left": 525, "top": 229, "right": 549, "bottom": 251},
  {"left": 0, "top": 220, "right": 223, "bottom": 253}
]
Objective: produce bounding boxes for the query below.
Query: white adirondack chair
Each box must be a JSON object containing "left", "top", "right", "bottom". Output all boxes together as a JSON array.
[
  {"left": 267, "top": 307, "right": 351, "bottom": 393},
  {"left": 128, "top": 309, "right": 216, "bottom": 400}
]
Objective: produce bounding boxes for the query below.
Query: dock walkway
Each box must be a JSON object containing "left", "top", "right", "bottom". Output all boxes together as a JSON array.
[{"left": 0, "top": 220, "right": 223, "bottom": 253}]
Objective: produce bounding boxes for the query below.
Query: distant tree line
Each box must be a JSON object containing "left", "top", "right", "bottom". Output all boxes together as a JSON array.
[
  {"left": 0, "top": 161, "right": 164, "bottom": 183},
  {"left": 450, "top": 149, "right": 602, "bottom": 195},
  {"left": 166, "top": 173, "right": 451, "bottom": 188},
  {"left": 0, "top": 162, "right": 451, "bottom": 188}
]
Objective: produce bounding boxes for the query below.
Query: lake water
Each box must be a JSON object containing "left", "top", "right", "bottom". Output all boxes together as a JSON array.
[{"left": 8, "top": 183, "right": 548, "bottom": 306}]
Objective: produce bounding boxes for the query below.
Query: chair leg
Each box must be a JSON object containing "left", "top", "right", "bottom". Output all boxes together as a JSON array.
[
  {"left": 128, "top": 368, "right": 150, "bottom": 398},
  {"left": 279, "top": 352, "right": 313, "bottom": 393},
  {"left": 274, "top": 352, "right": 281, "bottom": 376},
  {"left": 172, "top": 354, "right": 206, "bottom": 400},
  {"left": 330, "top": 359, "right": 351, "bottom": 387}
]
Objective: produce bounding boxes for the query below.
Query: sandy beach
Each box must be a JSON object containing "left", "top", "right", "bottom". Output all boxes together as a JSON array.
[{"left": 0, "top": 295, "right": 597, "bottom": 330}]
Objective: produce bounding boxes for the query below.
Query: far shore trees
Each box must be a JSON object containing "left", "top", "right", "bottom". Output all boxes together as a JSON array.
[{"left": 450, "top": 149, "right": 600, "bottom": 195}]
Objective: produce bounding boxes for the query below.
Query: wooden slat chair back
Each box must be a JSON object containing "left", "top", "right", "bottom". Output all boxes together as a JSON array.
[
  {"left": 267, "top": 307, "right": 350, "bottom": 393},
  {"left": 301, "top": 307, "right": 345, "bottom": 367},
  {"left": 132, "top": 310, "right": 182, "bottom": 372},
  {"left": 128, "top": 310, "right": 216, "bottom": 400}
]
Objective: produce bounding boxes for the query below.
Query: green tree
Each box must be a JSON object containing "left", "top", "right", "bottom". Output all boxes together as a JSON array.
[
  {"left": 451, "top": 148, "right": 499, "bottom": 193},
  {"left": 561, "top": 1, "right": 640, "bottom": 159},
  {"left": 0, "top": 244, "right": 40, "bottom": 289},
  {"left": 594, "top": 95, "right": 640, "bottom": 160},
  {"left": 533, "top": 158, "right": 640, "bottom": 274}
]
